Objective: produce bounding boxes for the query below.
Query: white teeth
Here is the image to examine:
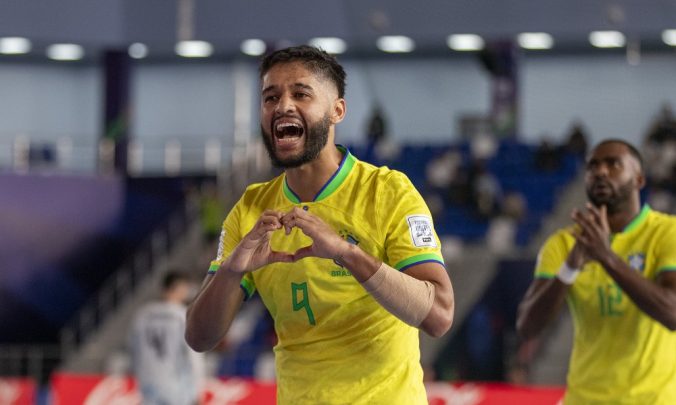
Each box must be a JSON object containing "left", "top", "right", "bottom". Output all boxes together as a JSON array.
[{"left": 276, "top": 122, "right": 301, "bottom": 132}]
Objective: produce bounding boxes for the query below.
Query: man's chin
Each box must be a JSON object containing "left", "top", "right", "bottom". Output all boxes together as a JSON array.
[{"left": 272, "top": 152, "right": 308, "bottom": 169}]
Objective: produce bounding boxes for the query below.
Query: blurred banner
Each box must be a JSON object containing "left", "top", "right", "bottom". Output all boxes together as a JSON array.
[
  {"left": 51, "top": 373, "right": 564, "bottom": 404},
  {"left": 0, "top": 378, "right": 36, "bottom": 405}
]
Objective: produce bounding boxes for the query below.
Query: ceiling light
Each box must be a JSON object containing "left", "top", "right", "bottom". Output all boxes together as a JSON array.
[
  {"left": 518, "top": 32, "right": 554, "bottom": 50},
  {"left": 175, "top": 40, "right": 213, "bottom": 58},
  {"left": 309, "top": 37, "right": 347, "bottom": 54},
  {"left": 662, "top": 30, "right": 676, "bottom": 46},
  {"left": 589, "top": 31, "right": 626, "bottom": 48},
  {"left": 240, "top": 39, "right": 266, "bottom": 56},
  {"left": 0, "top": 37, "right": 31, "bottom": 55},
  {"left": 128, "top": 43, "right": 148, "bottom": 59},
  {"left": 47, "top": 44, "right": 84, "bottom": 61},
  {"left": 447, "top": 34, "right": 484, "bottom": 51},
  {"left": 376, "top": 35, "right": 415, "bottom": 53}
]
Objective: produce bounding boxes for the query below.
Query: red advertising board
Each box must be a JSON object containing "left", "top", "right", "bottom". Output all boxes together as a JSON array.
[
  {"left": 0, "top": 378, "right": 36, "bottom": 405},
  {"left": 51, "top": 373, "right": 564, "bottom": 405}
]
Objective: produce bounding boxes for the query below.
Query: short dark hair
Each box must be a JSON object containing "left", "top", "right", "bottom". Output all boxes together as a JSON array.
[
  {"left": 162, "top": 271, "right": 191, "bottom": 291},
  {"left": 593, "top": 139, "right": 644, "bottom": 172},
  {"left": 259, "top": 45, "right": 347, "bottom": 98}
]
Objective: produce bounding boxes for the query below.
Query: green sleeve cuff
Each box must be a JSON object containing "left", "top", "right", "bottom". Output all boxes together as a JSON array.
[{"left": 394, "top": 253, "right": 445, "bottom": 271}]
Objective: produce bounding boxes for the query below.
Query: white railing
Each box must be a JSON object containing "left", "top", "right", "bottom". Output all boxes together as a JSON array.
[
  {"left": 0, "top": 134, "right": 269, "bottom": 176},
  {"left": 59, "top": 206, "right": 190, "bottom": 359}
]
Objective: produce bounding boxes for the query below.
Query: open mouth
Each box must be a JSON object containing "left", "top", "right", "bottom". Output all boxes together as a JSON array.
[
  {"left": 273, "top": 120, "right": 305, "bottom": 149},
  {"left": 274, "top": 121, "right": 305, "bottom": 138}
]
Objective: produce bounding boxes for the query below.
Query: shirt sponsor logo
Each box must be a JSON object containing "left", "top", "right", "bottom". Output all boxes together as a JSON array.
[{"left": 407, "top": 215, "right": 437, "bottom": 248}]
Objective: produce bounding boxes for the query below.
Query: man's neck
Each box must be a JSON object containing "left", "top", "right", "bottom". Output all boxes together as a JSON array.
[
  {"left": 285, "top": 145, "right": 343, "bottom": 202},
  {"left": 607, "top": 198, "right": 642, "bottom": 233}
]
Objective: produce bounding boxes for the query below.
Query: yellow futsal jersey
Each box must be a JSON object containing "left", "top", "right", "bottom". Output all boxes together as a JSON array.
[
  {"left": 535, "top": 205, "right": 676, "bottom": 405},
  {"left": 210, "top": 146, "right": 444, "bottom": 405}
]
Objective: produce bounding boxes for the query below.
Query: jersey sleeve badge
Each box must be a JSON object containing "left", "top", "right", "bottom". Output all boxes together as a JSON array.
[{"left": 406, "top": 215, "right": 437, "bottom": 248}]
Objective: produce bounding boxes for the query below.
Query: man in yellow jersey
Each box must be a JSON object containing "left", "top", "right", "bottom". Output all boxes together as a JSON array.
[
  {"left": 185, "top": 46, "right": 455, "bottom": 404},
  {"left": 517, "top": 139, "right": 676, "bottom": 404}
]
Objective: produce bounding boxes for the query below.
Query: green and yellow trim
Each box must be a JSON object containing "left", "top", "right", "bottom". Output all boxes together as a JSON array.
[
  {"left": 208, "top": 261, "right": 221, "bottom": 273},
  {"left": 394, "top": 253, "right": 445, "bottom": 272},
  {"left": 282, "top": 145, "right": 356, "bottom": 203},
  {"left": 621, "top": 204, "right": 650, "bottom": 234},
  {"left": 240, "top": 278, "right": 255, "bottom": 300},
  {"left": 658, "top": 266, "right": 676, "bottom": 274}
]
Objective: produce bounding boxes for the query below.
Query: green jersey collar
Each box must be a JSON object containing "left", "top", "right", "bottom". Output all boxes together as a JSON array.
[
  {"left": 282, "top": 145, "right": 356, "bottom": 203},
  {"left": 620, "top": 204, "right": 651, "bottom": 234}
]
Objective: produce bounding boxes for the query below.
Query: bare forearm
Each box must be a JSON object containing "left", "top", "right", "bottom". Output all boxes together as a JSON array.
[
  {"left": 419, "top": 277, "right": 454, "bottom": 337},
  {"left": 336, "top": 243, "right": 381, "bottom": 282},
  {"left": 600, "top": 254, "right": 676, "bottom": 330},
  {"left": 517, "top": 279, "right": 569, "bottom": 339},
  {"left": 185, "top": 268, "right": 244, "bottom": 352}
]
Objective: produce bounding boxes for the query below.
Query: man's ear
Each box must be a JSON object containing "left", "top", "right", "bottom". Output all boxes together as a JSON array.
[
  {"left": 636, "top": 172, "right": 646, "bottom": 189},
  {"left": 331, "top": 98, "right": 346, "bottom": 124}
]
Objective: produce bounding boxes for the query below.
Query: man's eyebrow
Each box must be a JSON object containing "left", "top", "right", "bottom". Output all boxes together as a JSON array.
[
  {"left": 262, "top": 83, "right": 314, "bottom": 94},
  {"left": 262, "top": 85, "right": 276, "bottom": 94},
  {"left": 292, "top": 83, "right": 314, "bottom": 91}
]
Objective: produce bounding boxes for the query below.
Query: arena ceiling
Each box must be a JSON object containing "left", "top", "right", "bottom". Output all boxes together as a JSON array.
[{"left": 1, "top": 0, "right": 676, "bottom": 60}]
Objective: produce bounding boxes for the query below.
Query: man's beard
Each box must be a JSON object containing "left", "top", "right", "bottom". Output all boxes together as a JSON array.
[
  {"left": 261, "top": 114, "right": 331, "bottom": 169},
  {"left": 586, "top": 180, "right": 634, "bottom": 214}
]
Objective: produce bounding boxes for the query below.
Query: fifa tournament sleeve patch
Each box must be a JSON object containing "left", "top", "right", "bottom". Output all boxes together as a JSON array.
[
  {"left": 208, "top": 229, "right": 227, "bottom": 274},
  {"left": 406, "top": 215, "right": 437, "bottom": 248},
  {"left": 216, "top": 229, "right": 226, "bottom": 261}
]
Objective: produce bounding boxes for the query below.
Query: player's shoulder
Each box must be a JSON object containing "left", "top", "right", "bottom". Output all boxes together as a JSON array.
[
  {"left": 352, "top": 158, "right": 414, "bottom": 189},
  {"left": 542, "top": 226, "right": 576, "bottom": 248},
  {"left": 645, "top": 206, "right": 676, "bottom": 235},
  {"left": 647, "top": 206, "right": 676, "bottom": 225},
  {"left": 238, "top": 174, "right": 284, "bottom": 204}
]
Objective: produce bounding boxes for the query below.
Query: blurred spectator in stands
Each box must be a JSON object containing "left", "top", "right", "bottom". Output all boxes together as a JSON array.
[
  {"left": 129, "top": 271, "right": 204, "bottom": 405},
  {"left": 425, "top": 149, "right": 465, "bottom": 217},
  {"left": 215, "top": 297, "right": 277, "bottom": 380},
  {"left": 534, "top": 137, "right": 563, "bottom": 172},
  {"left": 199, "top": 181, "right": 225, "bottom": 245},
  {"left": 563, "top": 121, "right": 589, "bottom": 159},
  {"left": 486, "top": 192, "right": 527, "bottom": 253},
  {"left": 645, "top": 102, "right": 676, "bottom": 144},
  {"left": 643, "top": 103, "right": 676, "bottom": 214},
  {"left": 470, "top": 160, "right": 502, "bottom": 218},
  {"left": 367, "top": 105, "right": 386, "bottom": 146},
  {"left": 426, "top": 150, "right": 462, "bottom": 191},
  {"left": 361, "top": 104, "right": 401, "bottom": 165},
  {"left": 363, "top": 105, "right": 387, "bottom": 163},
  {"left": 470, "top": 132, "right": 498, "bottom": 161},
  {"left": 506, "top": 336, "right": 542, "bottom": 385}
]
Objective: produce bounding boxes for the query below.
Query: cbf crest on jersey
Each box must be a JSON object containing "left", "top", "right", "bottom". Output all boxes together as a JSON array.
[
  {"left": 334, "top": 230, "right": 359, "bottom": 267},
  {"left": 406, "top": 215, "right": 437, "bottom": 248},
  {"left": 628, "top": 253, "right": 645, "bottom": 272}
]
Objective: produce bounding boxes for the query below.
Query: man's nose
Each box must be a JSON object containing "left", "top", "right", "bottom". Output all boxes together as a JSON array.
[
  {"left": 276, "top": 94, "right": 295, "bottom": 114},
  {"left": 592, "top": 163, "right": 609, "bottom": 178}
]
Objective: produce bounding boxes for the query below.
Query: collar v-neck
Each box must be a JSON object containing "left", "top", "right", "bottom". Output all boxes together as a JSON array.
[
  {"left": 282, "top": 145, "right": 356, "bottom": 204},
  {"left": 618, "top": 204, "right": 650, "bottom": 234}
]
